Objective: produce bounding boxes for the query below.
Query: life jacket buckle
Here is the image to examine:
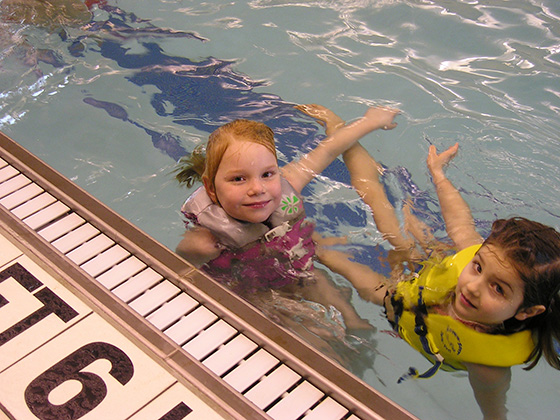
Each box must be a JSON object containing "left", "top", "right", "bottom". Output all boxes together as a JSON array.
[{"left": 264, "top": 222, "right": 291, "bottom": 242}]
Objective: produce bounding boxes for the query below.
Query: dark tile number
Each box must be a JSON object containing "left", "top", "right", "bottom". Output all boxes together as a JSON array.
[{"left": 0, "top": 263, "right": 192, "bottom": 420}]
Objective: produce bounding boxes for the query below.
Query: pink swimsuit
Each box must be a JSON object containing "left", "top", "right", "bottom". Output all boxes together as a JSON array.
[{"left": 181, "top": 177, "right": 315, "bottom": 293}]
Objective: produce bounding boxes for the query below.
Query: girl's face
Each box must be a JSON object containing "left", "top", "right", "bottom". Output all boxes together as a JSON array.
[
  {"left": 454, "top": 244, "right": 529, "bottom": 326},
  {"left": 206, "top": 139, "right": 282, "bottom": 223}
]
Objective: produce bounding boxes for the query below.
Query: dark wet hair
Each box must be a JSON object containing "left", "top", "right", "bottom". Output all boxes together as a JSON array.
[{"left": 483, "top": 217, "right": 560, "bottom": 370}]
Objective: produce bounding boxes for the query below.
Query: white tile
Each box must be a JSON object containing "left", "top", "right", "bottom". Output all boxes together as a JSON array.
[
  {"left": 66, "top": 233, "right": 114, "bottom": 265},
  {"left": 23, "top": 201, "right": 70, "bottom": 230},
  {"left": 80, "top": 244, "right": 130, "bottom": 277},
  {"left": 202, "top": 334, "right": 258, "bottom": 377},
  {"left": 0, "top": 173, "right": 31, "bottom": 199},
  {"left": 266, "top": 381, "right": 323, "bottom": 420},
  {"left": 111, "top": 267, "right": 163, "bottom": 302},
  {"left": 183, "top": 320, "right": 237, "bottom": 361},
  {"left": 0, "top": 255, "right": 92, "bottom": 372},
  {"left": 146, "top": 293, "right": 198, "bottom": 330},
  {"left": 164, "top": 306, "right": 217, "bottom": 346},
  {"left": 96, "top": 255, "right": 146, "bottom": 289},
  {"left": 51, "top": 223, "right": 100, "bottom": 254},
  {"left": 223, "top": 349, "right": 279, "bottom": 393},
  {"left": 244, "top": 365, "right": 300, "bottom": 410},
  {"left": 0, "top": 233, "right": 23, "bottom": 267},
  {"left": 11, "top": 192, "right": 57, "bottom": 219},
  {"left": 129, "top": 280, "right": 180, "bottom": 317},
  {"left": 0, "top": 183, "right": 43, "bottom": 210},
  {"left": 37, "top": 212, "right": 85, "bottom": 243},
  {"left": 301, "top": 397, "right": 348, "bottom": 420},
  {"left": 0, "top": 166, "right": 18, "bottom": 183},
  {"left": 0, "top": 313, "right": 175, "bottom": 420}
]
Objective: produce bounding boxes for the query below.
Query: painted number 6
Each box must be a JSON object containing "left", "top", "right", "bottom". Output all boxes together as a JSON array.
[{"left": 24, "top": 342, "right": 134, "bottom": 420}]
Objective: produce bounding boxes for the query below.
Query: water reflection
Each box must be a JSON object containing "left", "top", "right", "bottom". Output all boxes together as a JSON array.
[{"left": 2, "top": 1, "right": 560, "bottom": 418}]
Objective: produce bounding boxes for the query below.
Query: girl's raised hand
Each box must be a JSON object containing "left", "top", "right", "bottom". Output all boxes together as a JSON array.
[
  {"left": 362, "top": 106, "right": 400, "bottom": 130},
  {"left": 427, "top": 142, "right": 459, "bottom": 179},
  {"left": 295, "top": 104, "right": 346, "bottom": 135}
]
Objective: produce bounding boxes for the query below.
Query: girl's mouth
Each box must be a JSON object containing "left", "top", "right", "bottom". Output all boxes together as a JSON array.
[
  {"left": 459, "top": 292, "right": 476, "bottom": 309},
  {"left": 245, "top": 200, "right": 269, "bottom": 209}
]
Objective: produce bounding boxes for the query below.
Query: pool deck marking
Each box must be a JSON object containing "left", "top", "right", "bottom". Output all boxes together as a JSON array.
[
  {"left": 0, "top": 225, "right": 227, "bottom": 420},
  {"left": 0, "top": 130, "right": 419, "bottom": 420}
]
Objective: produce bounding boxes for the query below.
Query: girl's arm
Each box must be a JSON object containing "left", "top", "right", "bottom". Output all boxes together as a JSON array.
[
  {"left": 427, "top": 144, "right": 483, "bottom": 250},
  {"left": 465, "top": 363, "right": 511, "bottom": 420},
  {"left": 282, "top": 106, "right": 399, "bottom": 193},
  {"left": 176, "top": 227, "right": 222, "bottom": 267}
]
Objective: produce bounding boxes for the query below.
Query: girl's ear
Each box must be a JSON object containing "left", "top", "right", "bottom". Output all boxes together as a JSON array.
[
  {"left": 203, "top": 177, "right": 218, "bottom": 203},
  {"left": 514, "top": 305, "right": 546, "bottom": 321}
]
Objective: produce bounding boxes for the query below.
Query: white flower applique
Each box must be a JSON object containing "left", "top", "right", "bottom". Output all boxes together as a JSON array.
[{"left": 280, "top": 194, "right": 301, "bottom": 216}]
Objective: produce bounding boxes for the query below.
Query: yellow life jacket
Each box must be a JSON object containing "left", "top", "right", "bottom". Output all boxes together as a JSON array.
[{"left": 393, "top": 245, "right": 535, "bottom": 380}]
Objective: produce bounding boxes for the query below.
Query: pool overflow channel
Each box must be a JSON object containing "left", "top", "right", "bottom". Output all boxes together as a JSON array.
[{"left": 0, "top": 130, "right": 418, "bottom": 420}]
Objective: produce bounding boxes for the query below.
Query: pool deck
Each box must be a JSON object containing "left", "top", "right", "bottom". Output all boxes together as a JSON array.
[{"left": 0, "top": 130, "right": 418, "bottom": 420}]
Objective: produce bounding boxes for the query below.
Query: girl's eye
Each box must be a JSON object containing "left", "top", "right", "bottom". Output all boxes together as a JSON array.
[
  {"left": 231, "top": 176, "right": 245, "bottom": 182},
  {"left": 473, "top": 261, "right": 482, "bottom": 274},
  {"left": 493, "top": 283, "right": 505, "bottom": 296},
  {"left": 262, "top": 170, "right": 276, "bottom": 179}
]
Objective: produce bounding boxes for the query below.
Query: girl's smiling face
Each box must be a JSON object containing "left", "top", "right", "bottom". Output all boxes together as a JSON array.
[
  {"left": 205, "top": 139, "right": 282, "bottom": 223},
  {"left": 454, "top": 244, "right": 528, "bottom": 327}
]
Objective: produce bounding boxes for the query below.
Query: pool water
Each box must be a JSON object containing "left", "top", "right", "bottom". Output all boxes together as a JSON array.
[{"left": 2, "top": 1, "right": 560, "bottom": 419}]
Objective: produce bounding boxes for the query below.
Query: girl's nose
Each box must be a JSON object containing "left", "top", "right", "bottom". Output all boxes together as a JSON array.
[
  {"left": 248, "top": 179, "right": 265, "bottom": 195},
  {"left": 465, "top": 278, "right": 481, "bottom": 296}
]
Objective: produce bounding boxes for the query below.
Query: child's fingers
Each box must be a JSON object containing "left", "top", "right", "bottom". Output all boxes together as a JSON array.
[
  {"left": 427, "top": 144, "right": 437, "bottom": 159},
  {"left": 449, "top": 142, "right": 459, "bottom": 154},
  {"left": 427, "top": 143, "right": 459, "bottom": 169},
  {"left": 442, "top": 143, "right": 459, "bottom": 160}
]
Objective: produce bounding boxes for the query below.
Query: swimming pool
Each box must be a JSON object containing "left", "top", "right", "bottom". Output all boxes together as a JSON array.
[{"left": 1, "top": 0, "right": 560, "bottom": 418}]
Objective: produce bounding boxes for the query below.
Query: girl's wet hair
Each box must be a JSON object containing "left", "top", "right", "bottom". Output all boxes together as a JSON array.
[
  {"left": 174, "top": 145, "right": 206, "bottom": 188},
  {"left": 174, "top": 119, "right": 277, "bottom": 190},
  {"left": 483, "top": 217, "right": 560, "bottom": 369}
]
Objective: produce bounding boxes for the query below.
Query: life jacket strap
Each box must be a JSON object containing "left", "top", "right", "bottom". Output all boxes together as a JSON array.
[{"left": 398, "top": 286, "right": 445, "bottom": 383}]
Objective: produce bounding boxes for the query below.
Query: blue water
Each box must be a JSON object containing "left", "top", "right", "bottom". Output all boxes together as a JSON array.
[{"left": 2, "top": 1, "right": 560, "bottom": 418}]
